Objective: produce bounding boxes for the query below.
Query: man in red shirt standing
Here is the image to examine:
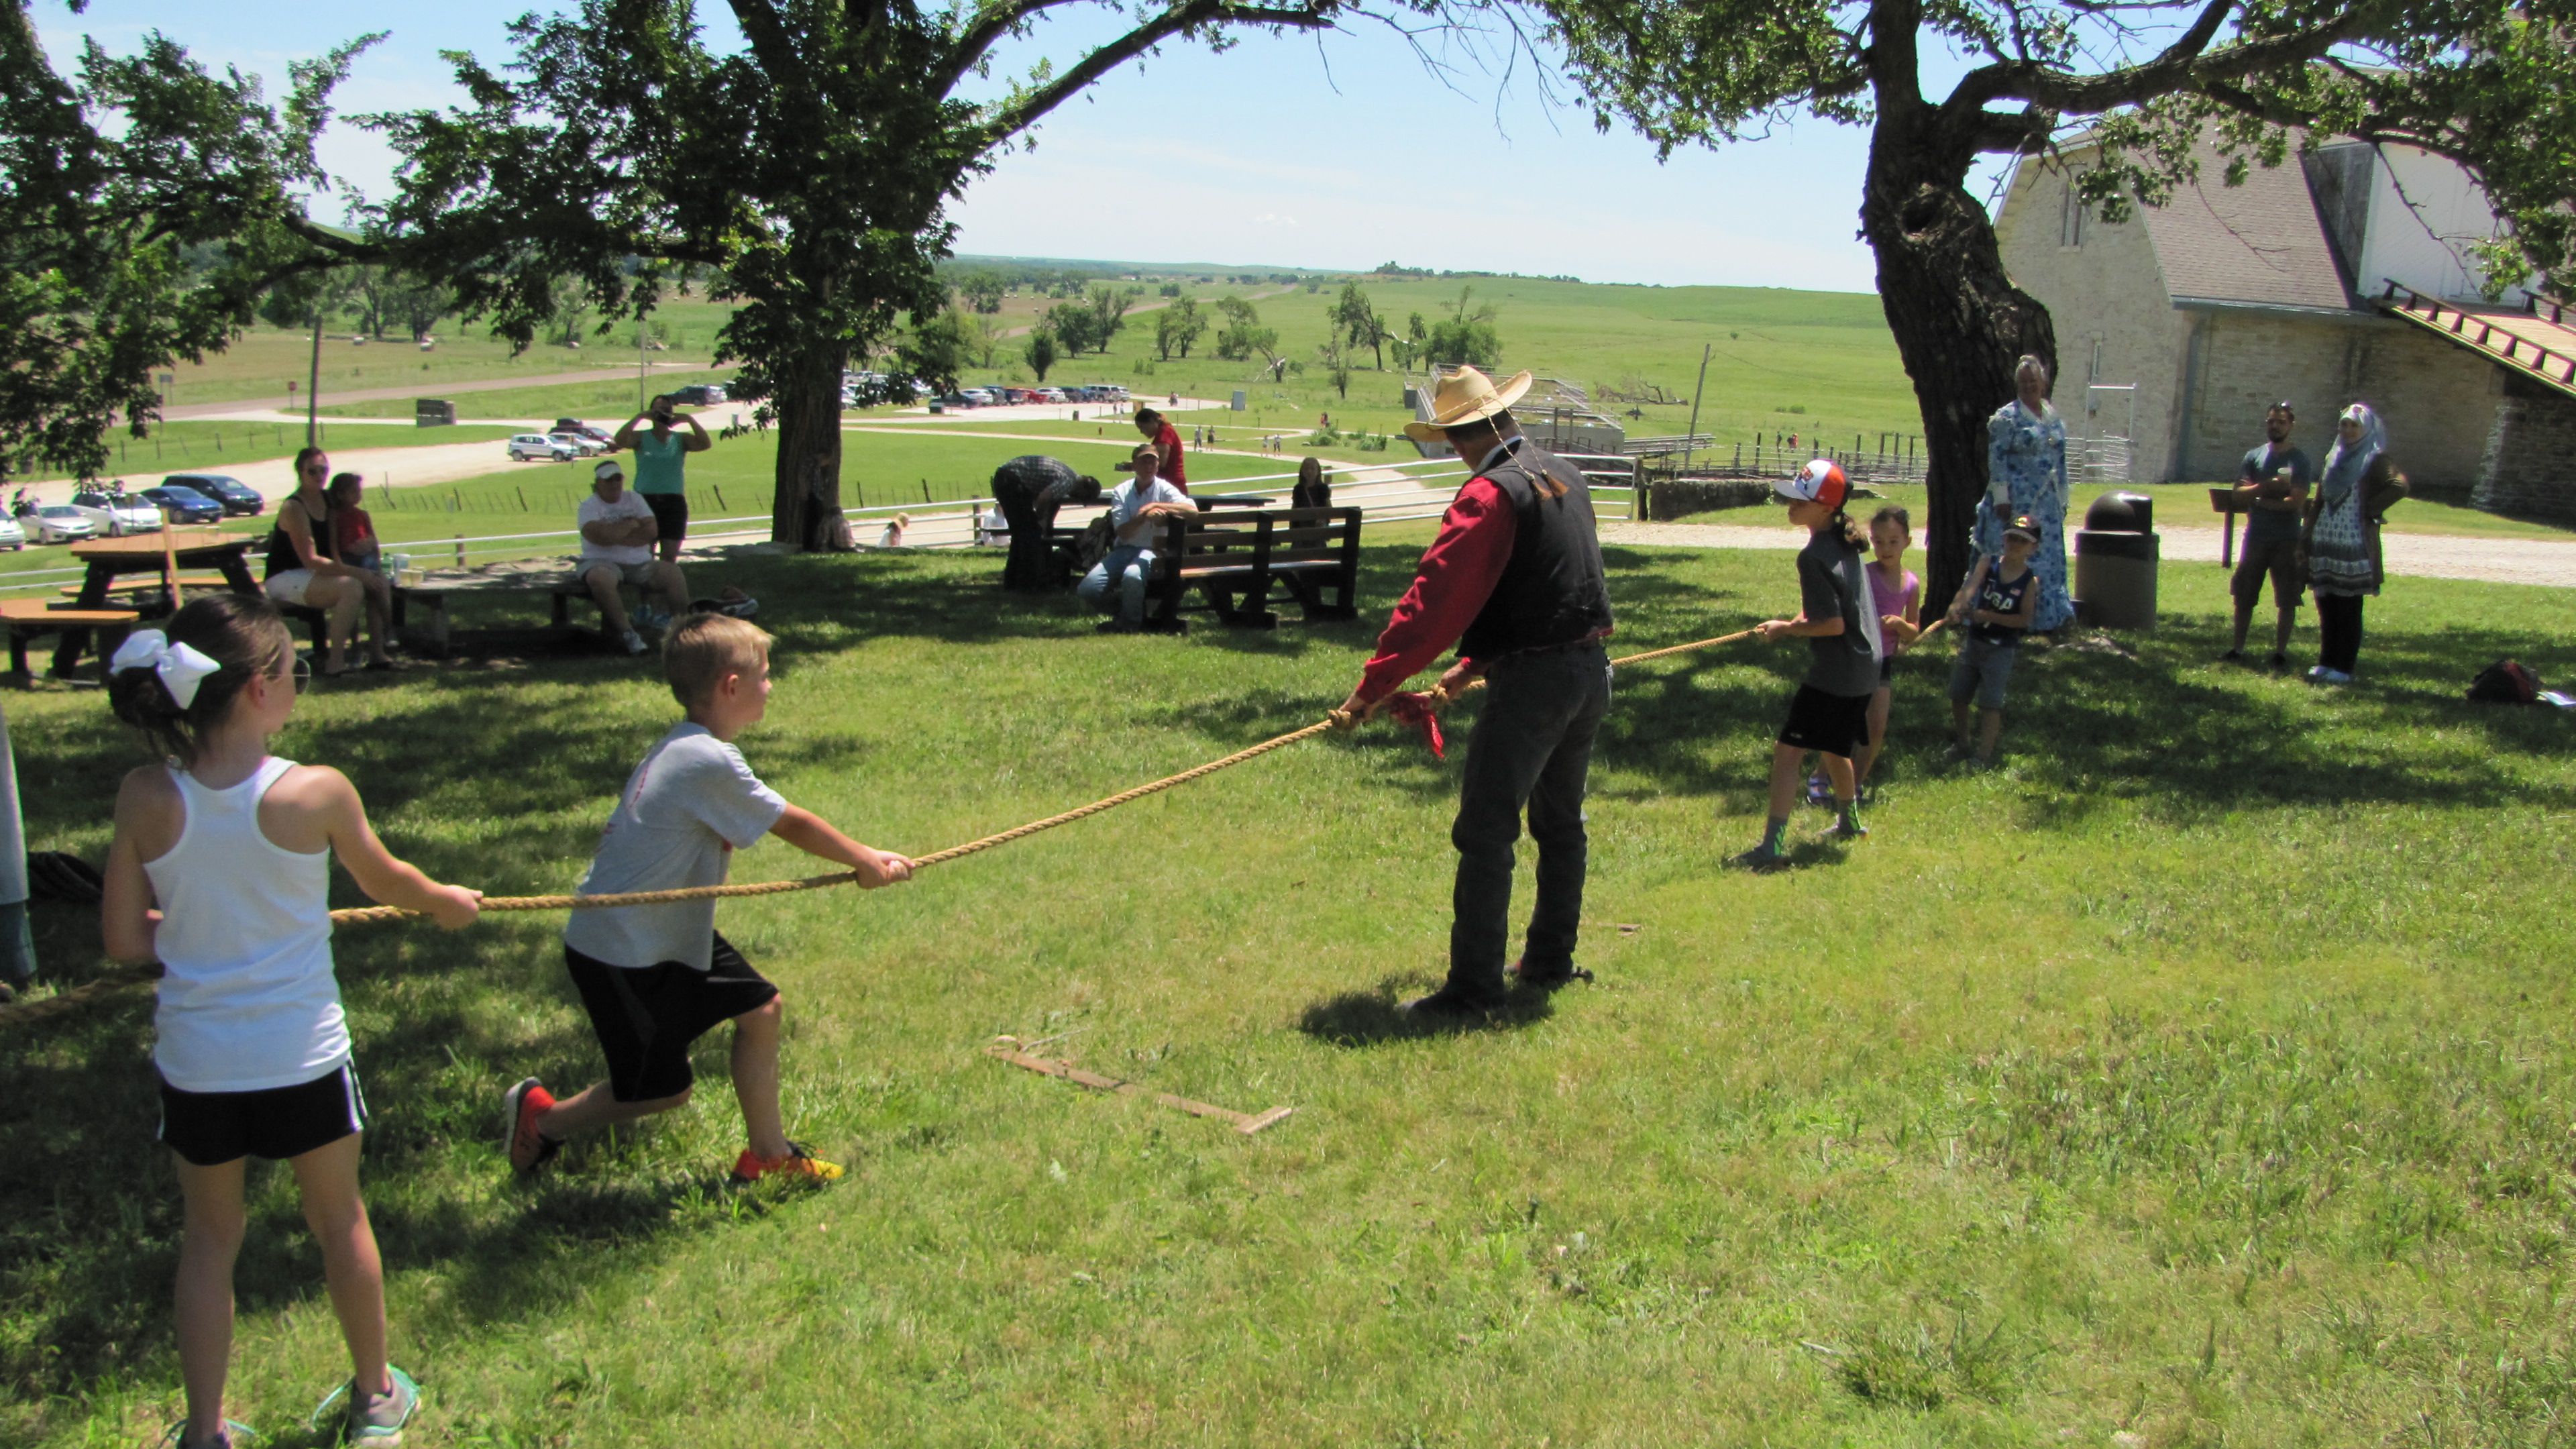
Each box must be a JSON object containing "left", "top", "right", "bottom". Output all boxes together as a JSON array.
[{"left": 1336, "top": 367, "right": 1615, "bottom": 1024}]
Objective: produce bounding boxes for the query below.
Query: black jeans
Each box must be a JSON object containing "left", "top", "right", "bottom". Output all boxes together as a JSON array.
[
  {"left": 2316, "top": 592, "right": 2365, "bottom": 673},
  {"left": 1444, "top": 641, "right": 1613, "bottom": 1003}
]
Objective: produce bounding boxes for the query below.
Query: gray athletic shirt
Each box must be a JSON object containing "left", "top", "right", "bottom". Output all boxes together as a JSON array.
[
  {"left": 562, "top": 722, "right": 788, "bottom": 970},
  {"left": 1797, "top": 529, "right": 1884, "bottom": 698},
  {"left": 2239, "top": 443, "right": 2313, "bottom": 544}
]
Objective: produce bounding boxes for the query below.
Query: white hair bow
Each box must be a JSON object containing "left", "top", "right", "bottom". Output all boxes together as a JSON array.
[{"left": 109, "top": 630, "right": 223, "bottom": 708}]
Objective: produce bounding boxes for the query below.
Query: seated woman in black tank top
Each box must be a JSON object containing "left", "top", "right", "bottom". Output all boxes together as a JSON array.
[{"left": 263, "top": 449, "right": 400, "bottom": 675}]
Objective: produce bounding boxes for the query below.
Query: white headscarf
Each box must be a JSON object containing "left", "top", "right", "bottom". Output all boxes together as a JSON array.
[{"left": 2318, "top": 402, "right": 2387, "bottom": 508}]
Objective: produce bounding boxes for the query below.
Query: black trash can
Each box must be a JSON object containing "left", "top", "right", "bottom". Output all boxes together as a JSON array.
[{"left": 2074, "top": 490, "right": 2159, "bottom": 629}]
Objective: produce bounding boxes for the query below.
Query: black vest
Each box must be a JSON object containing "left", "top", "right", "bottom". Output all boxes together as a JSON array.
[{"left": 1456, "top": 439, "right": 1613, "bottom": 661}]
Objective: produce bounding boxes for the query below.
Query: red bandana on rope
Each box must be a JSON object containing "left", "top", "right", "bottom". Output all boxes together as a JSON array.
[{"left": 1385, "top": 691, "right": 1447, "bottom": 760}]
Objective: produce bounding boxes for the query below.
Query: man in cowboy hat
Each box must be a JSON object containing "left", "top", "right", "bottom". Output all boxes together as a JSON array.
[{"left": 1334, "top": 366, "right": 1615, "bottom": 1024}]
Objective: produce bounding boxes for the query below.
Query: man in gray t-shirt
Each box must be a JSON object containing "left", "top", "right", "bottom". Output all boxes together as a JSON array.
[{"left": 2227, "top": 402, "right": 2313, "bottom": 664}]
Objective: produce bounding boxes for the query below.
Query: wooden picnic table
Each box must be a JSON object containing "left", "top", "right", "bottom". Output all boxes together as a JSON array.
[{"left": 52, "top": 530, "right": 258, "bottom": 676}]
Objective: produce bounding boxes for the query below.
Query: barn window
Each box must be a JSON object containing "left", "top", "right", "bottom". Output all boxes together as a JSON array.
[{"left": 2059, "top": 184, "right": 2086, "bottom": 249}]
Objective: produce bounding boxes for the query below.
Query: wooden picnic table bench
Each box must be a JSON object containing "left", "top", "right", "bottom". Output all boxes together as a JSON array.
[
  {"left": 3, "top": 600, "right": 141, "bottom": 680},
  {"left": 1142, "top": 505, "right": 1362, "bottom": 632},
  {"left": 51, "top": 531, "right": 258, "bottom": 676}
]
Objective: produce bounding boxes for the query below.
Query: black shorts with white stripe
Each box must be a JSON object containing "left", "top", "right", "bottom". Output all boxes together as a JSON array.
[{"left": 157, "top": 1062, "right": 368, "bottom": 1166}]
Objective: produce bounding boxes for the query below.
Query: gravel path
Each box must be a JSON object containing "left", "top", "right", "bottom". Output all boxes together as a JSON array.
[{"left": 1598, "top": 521, "right": 2576, "bottom": 589}]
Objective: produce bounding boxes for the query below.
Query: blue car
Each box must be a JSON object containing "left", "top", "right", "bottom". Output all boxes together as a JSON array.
[
  {"left": 161, "top": 473, "right": 264, "bottom": 517},
  {"left": 140, "top": 484, "right": 225, "bottom": 525}
]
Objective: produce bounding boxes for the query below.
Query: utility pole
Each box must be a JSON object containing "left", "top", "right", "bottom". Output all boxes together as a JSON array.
[
  {"left": 1683, "top": 342, "right": 1712, "bottom": 472},
  {"left": 305, "top": 309, "right": 324, "bottom": 447}
]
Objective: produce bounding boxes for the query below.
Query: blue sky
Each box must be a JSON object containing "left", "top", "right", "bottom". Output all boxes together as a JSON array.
[{"left": 36, "top": 0, "right": 2012, "bottom": 294}]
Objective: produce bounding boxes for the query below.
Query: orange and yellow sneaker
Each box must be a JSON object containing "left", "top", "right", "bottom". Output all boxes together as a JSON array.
[{"left": 730, "top": 1142, "right": 845, "bottom": 1185}]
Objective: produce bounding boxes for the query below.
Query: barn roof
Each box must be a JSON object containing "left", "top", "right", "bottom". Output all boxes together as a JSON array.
[{"left": 2134, "top": 137, "right": 2360, "bottom": 313}]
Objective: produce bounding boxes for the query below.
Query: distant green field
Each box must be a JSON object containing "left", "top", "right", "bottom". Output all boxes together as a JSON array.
[{"left": 152, "top": 297, "right": 751, "bottom": 408}]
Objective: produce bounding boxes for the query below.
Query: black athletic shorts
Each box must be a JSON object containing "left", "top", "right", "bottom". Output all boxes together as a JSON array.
[
  {"left": 564, "top": 932, "right": 777, "bottom": 1103},
  {"left": 158, "top": 1062, "right": 368, "bottom": 1167},
  {"left": 1778, "top": 684, "right": 1872, "bottom": 760},
  {"left": 641, "top": 491, "right": 688, "bottom": 547}
]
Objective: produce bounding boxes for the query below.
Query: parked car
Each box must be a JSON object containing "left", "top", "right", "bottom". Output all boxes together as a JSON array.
[
  {"left": 508, "top": 433, "right": 577, "bottom": 462},
  {"left": 0, "top": 515, "right": 24, "bottom": 550},
  {"left": 551, "top": 419, "right": 617, "bottom": 449},
  {"left": 67, "top": 489, "right": 165, "bottom": 537},
  {"left": 548, "top": 431, "right": 605, "bottom": 458},
  {"left": 26, "top": 505, "right": 96, "bottom": 544},
  {"left": 1034, "top": 387, "right": 1069, "bottom": 404},
  {"left": 934, "top": 392, "right": 979, "bottom": 409},
  {"left": 139, "top": 485, "right": 225, "bottom": 525},
  {"left": 961, "top": 388, "right": 1000, "bottom": 406},
  {"left": 162, "top": 473, "right": 263, "bottom": 516},
  {"left": 669, "top": 383, "right": 728, "bottom": 405}
]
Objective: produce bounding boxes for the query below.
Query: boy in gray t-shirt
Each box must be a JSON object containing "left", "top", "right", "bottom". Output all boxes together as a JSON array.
[{"left": 502, "top": 614, "right": 913, "bottom": 1187}]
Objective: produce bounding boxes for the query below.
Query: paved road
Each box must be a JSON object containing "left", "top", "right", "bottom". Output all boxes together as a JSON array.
[
  {"left": 1597, "top": 520, "right": 2576, "bottom": 588},
  {"left": 166, "top": 361, "right": 727, "bottom": 421}
]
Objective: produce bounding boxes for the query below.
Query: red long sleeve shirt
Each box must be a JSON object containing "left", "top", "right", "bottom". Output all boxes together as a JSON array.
[{"left": 1356, "top": 476, "right": 1517, "bottom": 704}]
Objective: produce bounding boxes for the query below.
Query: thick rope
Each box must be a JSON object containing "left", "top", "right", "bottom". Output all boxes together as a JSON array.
[{"left": 0, "top": 628, "right": 1765, "bottom": 1026}]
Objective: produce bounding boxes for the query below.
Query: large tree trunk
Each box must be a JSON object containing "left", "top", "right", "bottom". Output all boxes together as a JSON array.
[
  {"left": 769, "top": 340, "right": 850, "bottom": 550},
  {"left": 1860, "top": 120, "right": 2057, "bottom": 612}
]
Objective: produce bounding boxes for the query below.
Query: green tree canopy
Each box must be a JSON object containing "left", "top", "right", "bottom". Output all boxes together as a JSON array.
[
  {"left": 1532, "top": 0, "right": 2576, "bottom": 600},
  {"left": 361, "top": 0, "right": 1343, "bottom": 548},
  {"left": 1155, "top": 296, "right": 1207, "bottom": 360},
  {"left": 0, "top": 6, "right": 374, "bottom": 478}
]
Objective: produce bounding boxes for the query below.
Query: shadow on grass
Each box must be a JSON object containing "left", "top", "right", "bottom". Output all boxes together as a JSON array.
[{"left": 1295, "top": 976, "right": 1562, "bottom": 1047}]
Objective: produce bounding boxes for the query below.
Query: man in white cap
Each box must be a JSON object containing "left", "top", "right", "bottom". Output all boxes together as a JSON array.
[
  {"left": 578, "top": 458, "right": 692, "bottom": 655},
  {"left": 1334, "top": 366, "right": 1615, "bottom": 1024}
]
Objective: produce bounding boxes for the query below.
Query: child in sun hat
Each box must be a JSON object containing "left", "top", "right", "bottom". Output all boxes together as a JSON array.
[
  {"left": 1943, "top": 515, "right": 2041, "bottom": 767},
  {"left": 101, "top": 592, "right": 482, "bottom": 1448},
  {"left": 1731, "top": 460, "right": 1885, "bottom": 871}
]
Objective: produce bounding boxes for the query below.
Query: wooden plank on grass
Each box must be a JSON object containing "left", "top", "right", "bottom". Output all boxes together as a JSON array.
[{"left": 984, "top": 1042, "right": 1294, "bottom": 1136}]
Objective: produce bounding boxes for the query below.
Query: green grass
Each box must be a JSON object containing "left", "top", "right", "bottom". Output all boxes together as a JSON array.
[
  {"left": 313, "top": 371, "right": 745, "bottom": 425},
  {"left": 155, "top": 301, "right": 751, "bottom": 408},
  {"left": 6, "top": 539, "right": 2575, "bottom": 1446},
  {"left": 906, "top": 276, "right": 1926, "bottom": 461},
  {"left": 1672, "top": 480, "right": 2576, "bottom": 543},
  {"left": 30, "top": 424, "right": 525, "bottom": 486}
]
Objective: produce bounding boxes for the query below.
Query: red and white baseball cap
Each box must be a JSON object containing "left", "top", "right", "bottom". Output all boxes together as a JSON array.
[{"left": 1774, "top": 458, "right": 1849, "bottom": 511}]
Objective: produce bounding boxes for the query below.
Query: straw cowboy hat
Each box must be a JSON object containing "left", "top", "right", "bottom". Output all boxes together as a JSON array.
[{"left": 1403, "top": 366, "right": 1535, "bottom": 443}]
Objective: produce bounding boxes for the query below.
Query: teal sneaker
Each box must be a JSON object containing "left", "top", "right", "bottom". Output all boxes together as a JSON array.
[{"left": 311, "top": 1364, "right": 419, "bottom": 1445}]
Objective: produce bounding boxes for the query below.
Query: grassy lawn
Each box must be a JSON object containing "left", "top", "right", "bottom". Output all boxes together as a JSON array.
[
  {"left": 1673, "top": 480, "right": 2576, "bottom": 543},
  {"left": 154, "top": 302, "right": 749, "bottom": 409},
  {"left": 5, "top": 538, "right": 2575, "bottom": 1446}
]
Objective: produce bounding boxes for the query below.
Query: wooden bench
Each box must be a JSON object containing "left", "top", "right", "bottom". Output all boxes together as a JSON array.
[
  {"left": 2, "top": 600, "right": 140, "bottom": 680},
  {"left": 58, "top": 572, "right": 231, "bottom": 599},
  {"left": 270, "top": 582, "right": 455, "bottom": 657},
  {"left": 1143, "top": 506, "right": 1362, "bottom": 632}
]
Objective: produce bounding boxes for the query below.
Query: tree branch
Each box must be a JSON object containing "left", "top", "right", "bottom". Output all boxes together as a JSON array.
[
  {"left": 1959, "top": 2, "right": 2384, "bottom": 117},
  {"left": 977, "top": 0, "right": 1334, "bottom": 143},
  {"left": 1863, "top": 0, "right": 1927, "bottom": 118},
  {"left": 935, "top": 0, "right": 1096, "bottom": 95}
]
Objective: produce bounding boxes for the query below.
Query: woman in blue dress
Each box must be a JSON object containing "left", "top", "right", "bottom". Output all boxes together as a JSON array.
[{"left": 1974, "top": 355, "right": 2074, "bottom": 631}]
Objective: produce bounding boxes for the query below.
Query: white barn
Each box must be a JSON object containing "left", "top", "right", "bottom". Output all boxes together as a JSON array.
[{"left": 1994, "top": 133, "right": 2576, "bottom": 519}]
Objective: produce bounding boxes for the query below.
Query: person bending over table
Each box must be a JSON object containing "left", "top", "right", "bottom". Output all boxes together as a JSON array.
[
  {"left": 578, "top": 460, "right": 692, "bottom": 656},
  {"left": 263, "top": 448, "right": 400, "bottom": 676}
]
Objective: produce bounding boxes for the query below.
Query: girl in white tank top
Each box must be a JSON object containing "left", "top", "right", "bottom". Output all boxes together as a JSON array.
[{"left": 102, "top": 594, "right": 481, "bottom": 1449}]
